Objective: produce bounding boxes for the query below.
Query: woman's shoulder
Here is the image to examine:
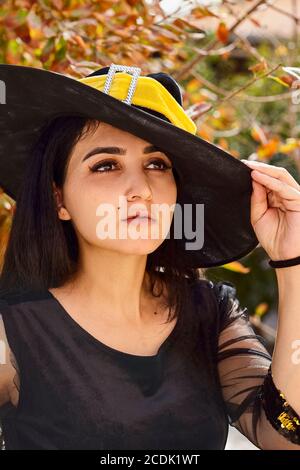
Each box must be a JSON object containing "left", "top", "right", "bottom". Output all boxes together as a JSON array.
[
  {"left": 193, "top": 277, "right": 238, "bottom": 303},
  {"left": 0, "top": 289, "right": 53, "bottom": 351},
  {"left": 190, "top": 277, "right": 242, "bottom": 330},
  {"left": 0, "top": 288, "right": 51, "bottom": 306},
  {"left": 189, "top": 276, "right": 237, "bottom": 302}
]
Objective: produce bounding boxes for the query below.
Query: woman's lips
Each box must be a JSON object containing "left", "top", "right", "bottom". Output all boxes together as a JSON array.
[{"left": 125, "top": 215, "right": 154, "bottom": 222}]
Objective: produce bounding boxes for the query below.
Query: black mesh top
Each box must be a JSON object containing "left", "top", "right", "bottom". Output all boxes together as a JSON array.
[{"left": 0, "top": 278, "right": 297, "bottom": 450}]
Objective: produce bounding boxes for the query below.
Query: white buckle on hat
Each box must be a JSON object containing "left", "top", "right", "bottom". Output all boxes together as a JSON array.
[{"left": 102, "top": 64, "right": 141, "bottom": 105}]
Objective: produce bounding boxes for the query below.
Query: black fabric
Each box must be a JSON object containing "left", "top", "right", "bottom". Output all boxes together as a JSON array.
[
  {"left": 0, "top": 279, "right": 228, "bottom": 450},
  {"left": 3, "top": 278, "right": 291, "bottom": 450}
]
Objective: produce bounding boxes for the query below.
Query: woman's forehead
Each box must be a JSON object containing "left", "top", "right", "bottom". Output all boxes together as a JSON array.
[
  {"left": 81, "top": 121, "right": 150, "bottom": 146},
  {"left": 67, "top": 120, "right": 157, "bottom": 170}
]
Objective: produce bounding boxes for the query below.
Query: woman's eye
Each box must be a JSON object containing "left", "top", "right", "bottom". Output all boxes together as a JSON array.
[
  {"left": 147, "top": 159, "right": 173, "bottom": 171},
  {"left": 89, "top": 159, "right": 172, "bottom": 173},
  {"left": 89, "top": 160, "right": 118, "bottom": 173}
]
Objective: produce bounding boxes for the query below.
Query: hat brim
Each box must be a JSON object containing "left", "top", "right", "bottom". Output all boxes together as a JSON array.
[{"left": 0, "top": 64, "right": 259, "bottom": 268}]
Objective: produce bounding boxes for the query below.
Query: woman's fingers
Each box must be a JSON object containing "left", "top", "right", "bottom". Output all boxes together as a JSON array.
[
  {"left": 241, "top": 160, "right": 300, "bottom": 191},
  {"left": 250, "top": 170, "right": 300, "bottom": 202}
]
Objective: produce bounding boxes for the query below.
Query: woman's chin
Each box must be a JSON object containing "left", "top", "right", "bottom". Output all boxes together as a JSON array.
[{"left": 95, "top": 239, "right": 164, "bottom": 255}]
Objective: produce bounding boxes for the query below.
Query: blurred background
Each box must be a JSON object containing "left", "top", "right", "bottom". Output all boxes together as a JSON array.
[{"left": 1, "top": 0, "right": 300, "bottom": 450}]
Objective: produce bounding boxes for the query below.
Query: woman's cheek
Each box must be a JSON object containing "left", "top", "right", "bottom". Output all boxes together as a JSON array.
[{"left": 65, "top": 191, "right": 103, "bottom": 242}]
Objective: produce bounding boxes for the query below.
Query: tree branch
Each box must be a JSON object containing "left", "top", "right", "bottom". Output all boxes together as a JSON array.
[{"left": 174, "top": 0, "right": 268, "bottom": 81}]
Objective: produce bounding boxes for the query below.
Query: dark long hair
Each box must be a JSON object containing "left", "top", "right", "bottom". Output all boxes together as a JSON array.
[{"left": 0, "top": 114, "right": 208, "bottom": 324}]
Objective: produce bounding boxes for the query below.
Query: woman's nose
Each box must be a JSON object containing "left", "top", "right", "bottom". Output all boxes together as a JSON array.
[{"left": 125, "top": 172, "right": 153, "bottom": 202}]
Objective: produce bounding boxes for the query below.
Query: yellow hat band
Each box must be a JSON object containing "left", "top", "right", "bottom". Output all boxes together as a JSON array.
[{"left": 77, "top": 72, "right": 197, "bottom": 135}]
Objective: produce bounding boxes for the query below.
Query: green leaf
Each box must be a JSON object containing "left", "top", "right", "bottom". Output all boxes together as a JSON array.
[{"left": 268, "top": 75, "right": 290, "bottom": 87}]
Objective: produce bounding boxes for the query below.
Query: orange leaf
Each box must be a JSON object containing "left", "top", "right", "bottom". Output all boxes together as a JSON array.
[
  {"left": 257, "top": 138, "right": 280, "bottom": 159},
  {"left": 173, "top": 18, "right": 204, "bottom": 33},
  {"left": 186, "top": 78, "right": 200, "bottom": 93},
  {"left": 217, "top": 22, "right": 229, "bottom": 44},
  {"left": 248, "top": 60, "right": 268, "bottom": 74},
  {"left": 250, "top": 124, "right": 267, "bottom": 144},
  {"left": 191, "top": 6, "right": 218, "bottom": 19},
  {"left": 254, "top": 302, "right": 268, "bottom": 318},
  {"left": 51, "top": 0, "right": 64, "bottom": 9},
  {"left": 230, "top": 149, "right": 240, "bottom": 158},
  {"left": 197, "top": 125, "right": 213, "bottom": 142},
  {"left": 221, "top": 261, "right": 250, "bottom": 273},
  {"left": 221, "top": 51, "right": 230, "bottom": 60},
  {"left": 282, "top": 75, "right": 299, "bottom": 87},
  {"left": 73, "top": 35, "right": 86, "bottom": 50},
  {"left": 217, "top": 138, "right": 229, "bottom": 150}
]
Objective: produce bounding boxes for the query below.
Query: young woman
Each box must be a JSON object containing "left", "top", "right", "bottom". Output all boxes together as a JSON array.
[{"left": 0, "top": 63, "right": 300, "bottom": 450}]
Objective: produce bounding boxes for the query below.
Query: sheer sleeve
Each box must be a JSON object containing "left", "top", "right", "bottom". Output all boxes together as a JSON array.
[
  {"left": 0, "top": 314, "right": 20, "bottom": 408},
  {"left": 0, "top": 313, "right": 20, "bottom": 451},
  {"left": 215, "top": 281, "right": 300, "bottom": 450}
]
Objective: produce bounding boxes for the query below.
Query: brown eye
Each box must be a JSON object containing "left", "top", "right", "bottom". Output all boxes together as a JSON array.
[
  {"left": 147, "top": 159, "right": 173, "bottom": 171},
  {"left": 89, "top": 158, "right": 173, "bottom": 174},
  {"left": 89, "top": 160, "right": 118, "bottom": 173}
]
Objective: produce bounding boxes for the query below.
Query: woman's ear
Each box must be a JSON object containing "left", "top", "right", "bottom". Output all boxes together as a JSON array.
[{"left": 52, "top": 182, "right": 71, "bottom": 221}]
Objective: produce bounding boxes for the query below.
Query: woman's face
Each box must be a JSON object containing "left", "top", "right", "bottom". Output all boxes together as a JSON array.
[{"left": 54, "top": 121, "right": 177, "bottom": 255}]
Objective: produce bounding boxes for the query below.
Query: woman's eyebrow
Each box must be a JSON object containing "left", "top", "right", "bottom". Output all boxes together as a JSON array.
[{"left": 82, "top": 144, "right": 162, "bottom": 162}]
